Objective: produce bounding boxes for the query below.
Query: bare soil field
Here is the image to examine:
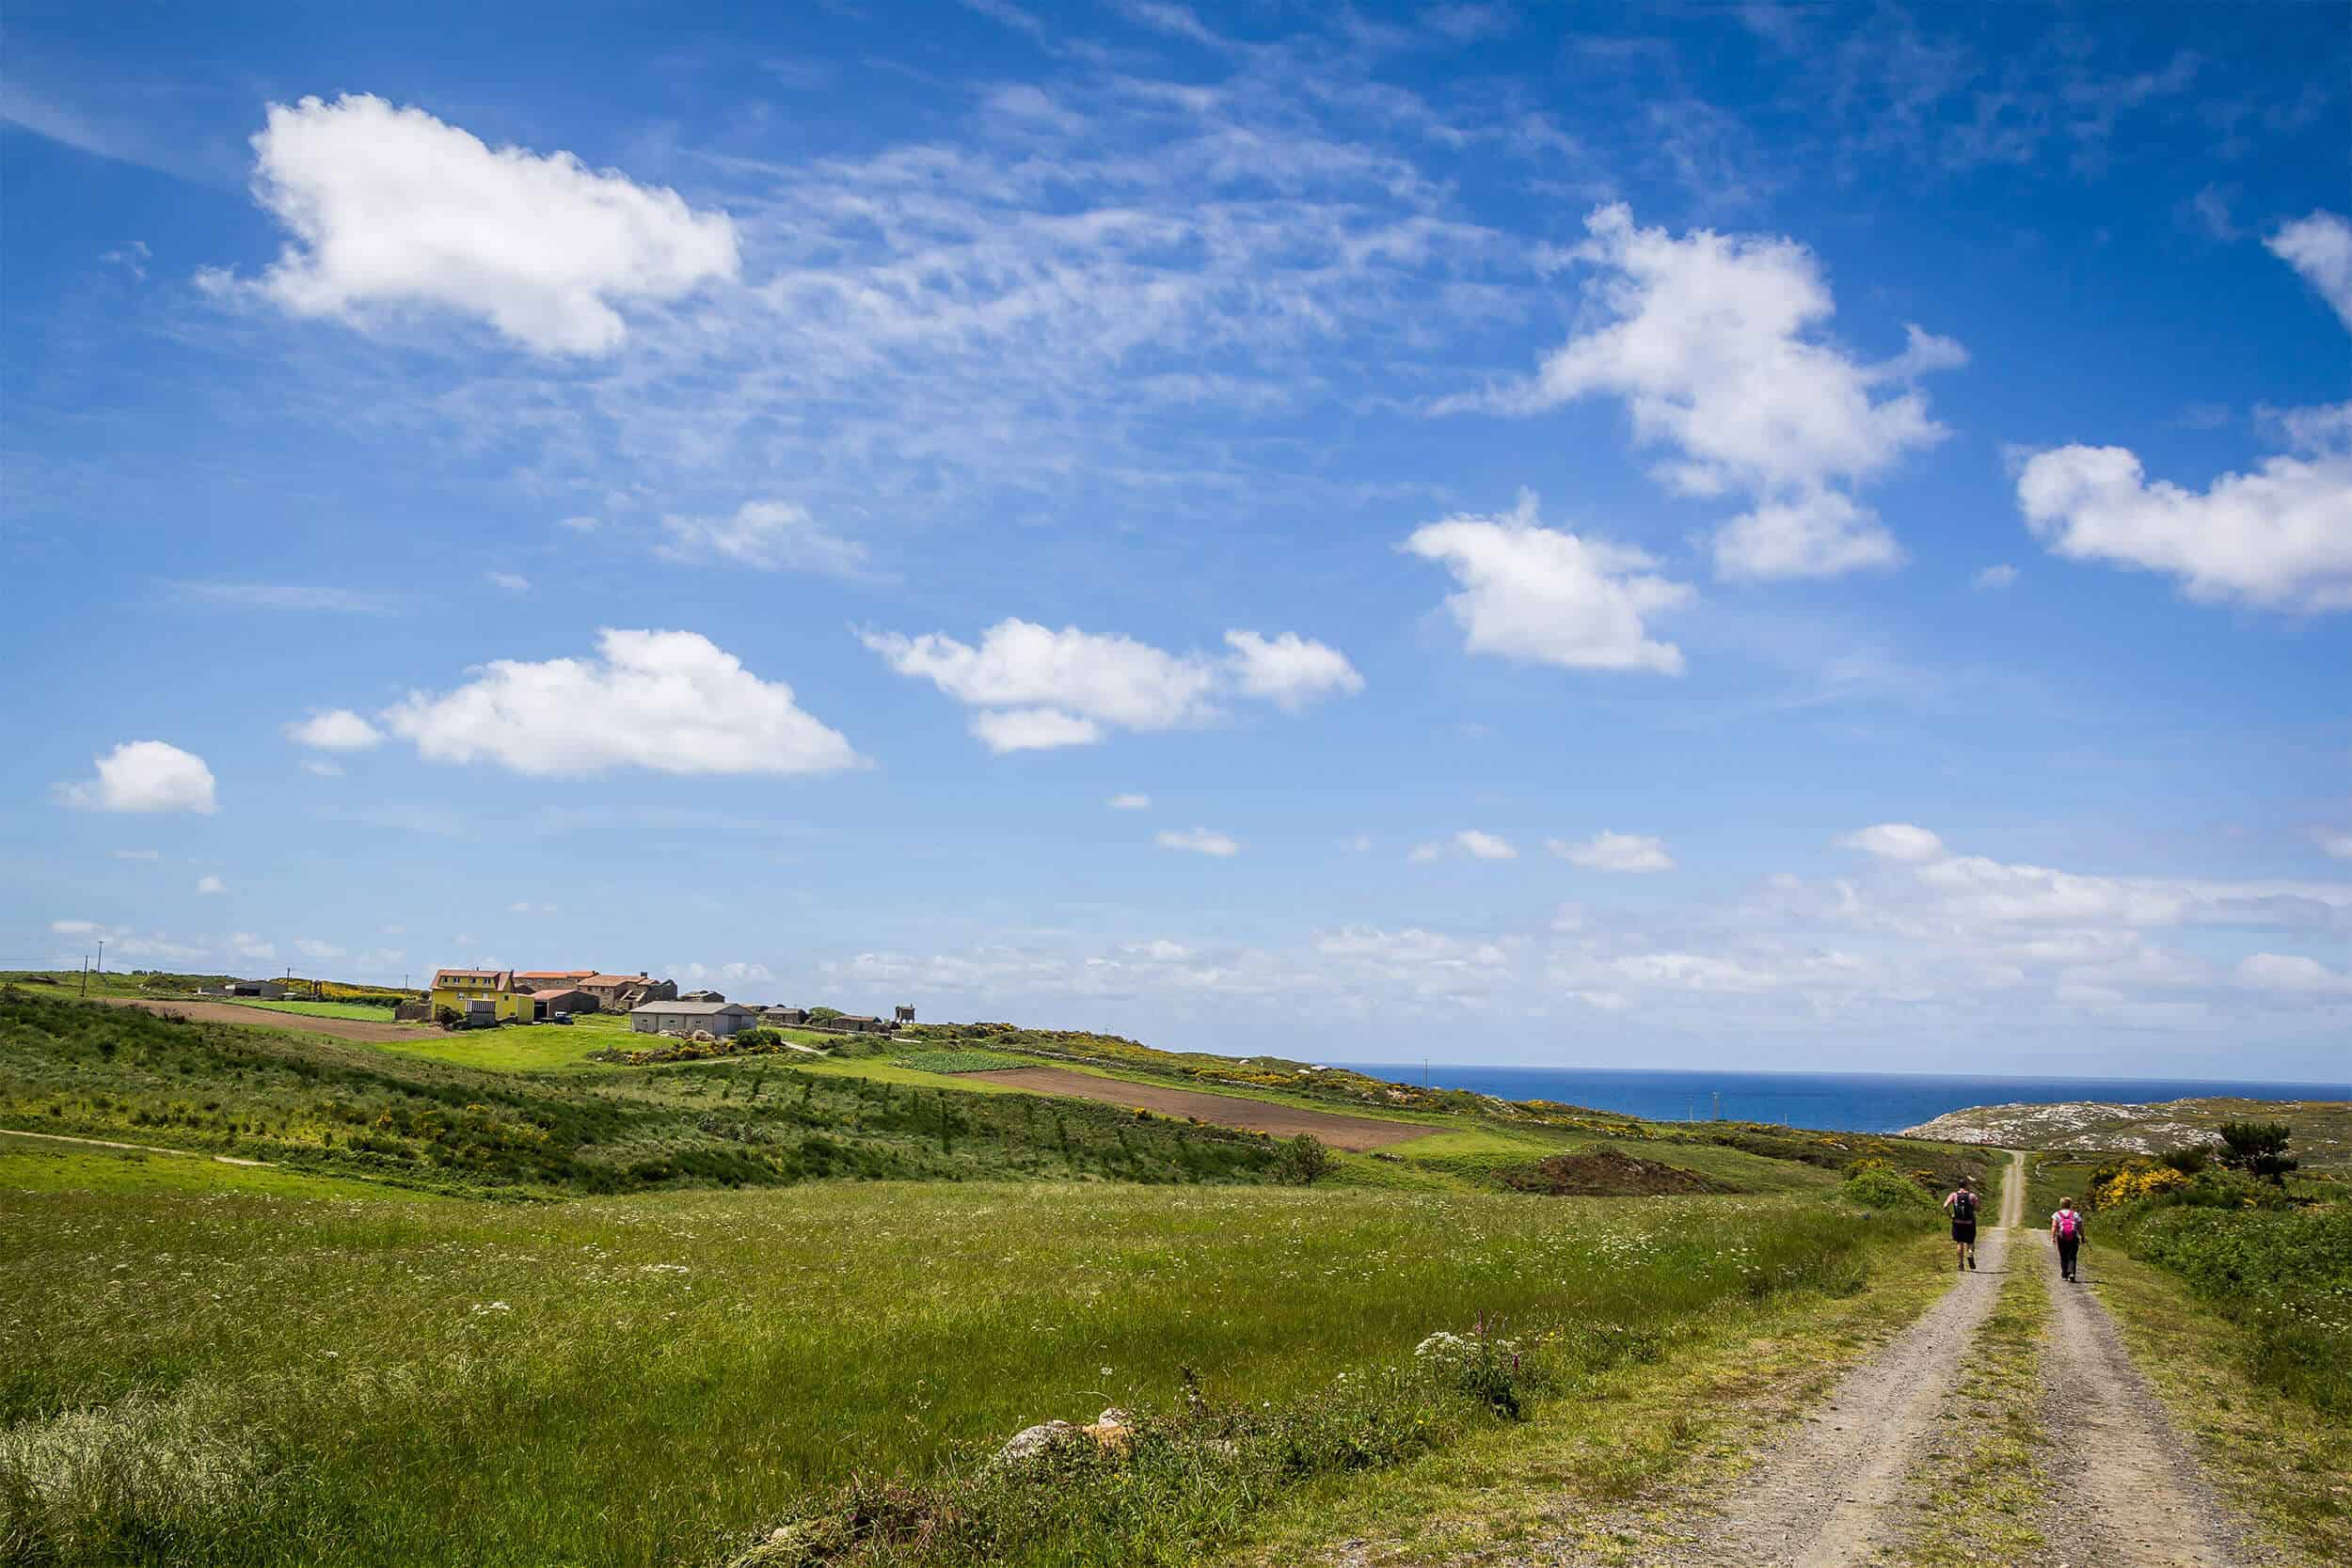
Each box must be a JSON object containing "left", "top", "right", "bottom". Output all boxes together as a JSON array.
[
  {"left": 99, "top": 996, "right": 427, "bottom": 1045},
  {"left": 958, "top": 1067, "right": 1437, "bottom": 1150}
]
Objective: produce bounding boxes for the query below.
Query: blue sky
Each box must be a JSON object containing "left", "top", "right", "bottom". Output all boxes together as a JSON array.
[{"left": 5, "top": 1, "right": 2347, "bottom": 1079}]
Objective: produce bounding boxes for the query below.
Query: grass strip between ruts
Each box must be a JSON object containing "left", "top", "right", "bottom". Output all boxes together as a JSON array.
[{"left": 1889, "top": 1231, "right": 2051, "bottom": 1567}]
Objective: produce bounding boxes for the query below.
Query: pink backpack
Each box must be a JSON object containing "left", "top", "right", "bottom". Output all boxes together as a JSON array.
[{"left": 2057, "top": 1210, "right": 2078, "bottom": 1239}]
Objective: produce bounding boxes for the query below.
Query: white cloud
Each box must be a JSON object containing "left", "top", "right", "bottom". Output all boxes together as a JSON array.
[
  {"left": 217, "top": 94, "right": 739, "bottom": 355},
  {"left": 294, "top": 939, "right": 345, "bottom": 961},
  {"left": 971, "top": 707, "right": 1104, "bottom": 752},
  {"left": 1407, "top": 842, "right": 1442, "bottom": 863},
  {"left": 1109, "top": 793, "right": 1152, "bottom": 811},
  {"left": 558, "top": 515, "right": 600, "bottom": 532},
  {"left": 230, "top": 933, "right": 277, "bottom": 961},
  {"left": 1402, "top": 490, "right": 1691, "bottom": 674},
  {"left": 2236, "top": 953, "right": 2352, "bottom": 993},
  {"left": 51, "top": 920, "right": 102, "bottom": 936},
  {"left": 865, "top": 619, "right": 1243, "bottom": 748},
  {"left": 2015, "top": 436, "right": 2352, "bottom": 611},
  {"left": 657, "top": 500, "right": 868, "bottom": 576},
  {"left": 1455, "top": 829, "right": 1518, "bottom": 861},
  {"left": 196, "top": 875, "right": 227, "bottom": 895},
  {"left": 113, "top": 848, "right": 159, "bottom": 861},
  {"left": 2267, "top": 210, "right": 2352, "bottom": 330},
  {"left": 1712, "top": 491, "right": 1901, "bottom": 580},
  {"left": 302, "top": 759, "right": 345, "bottom": 778},
  {"left": 1973, "top": 563, "right": 2019, "bottom": 590},
  {"left": 1836, "top": 823, "right": 1947, "bottom": 863},
  {"left": 487, "top": 571, "right": 531, "bottom": 594},
  {"left": 507, "top": 901, "right": 558, "bottom": 914},
  {"left": 1347, "top": 834, "right": 1374, "bottom": 853},
  {"left": 1222, "top": 630, "right": 1364, "bottom": 711},
  {"left": 1461, "top": 204, "right": 1958, "bottom": 579},
  {"left": 56, "top": 741, "right": 218, "bottom": 815},
  {"left": 381, "top": 627, "right": 863, "bottom": 777},
  {"left": 1156, "top": 827, "right": 1239, "bottom": 857},
  {"left": 1549, "top": 832, "right": 1675, "bottom": 873},
  {"left": 286, "top": 708, "right": 384, "bottom": 751}
]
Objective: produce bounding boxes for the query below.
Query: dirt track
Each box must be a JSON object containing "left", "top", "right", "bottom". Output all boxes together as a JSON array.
[
  {"left": 956, "top": 1068, "right": 1436, "bottom": 1150},
  {"left": 98, "top": 996, "right": 426, "bottom": 1044},
  {"left": 1653, "top": 1150, "right": 2027, "bottom": 1566},
  {"left": 2035, "top": 1219, "right": 2251, "bottom": 1566}
]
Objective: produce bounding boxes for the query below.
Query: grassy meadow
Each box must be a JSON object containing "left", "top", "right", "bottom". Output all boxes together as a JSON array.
[
  {"left": 0, "top": 987, "right": 2006, "bottom": 1564},
  {"left": 0, "top": 1178, "right": 1932, "bottom": 1567}
]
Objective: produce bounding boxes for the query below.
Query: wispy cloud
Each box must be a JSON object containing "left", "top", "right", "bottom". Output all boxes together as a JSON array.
[{"left": 171, "top": 580, "right": 397, "bottom": 614}]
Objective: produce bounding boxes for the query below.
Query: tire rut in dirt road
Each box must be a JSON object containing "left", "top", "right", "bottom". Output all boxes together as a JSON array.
[
  {"left": 1660, "top": 1150, "right": 2025, "bottom": 1567},
  {"left": 2034, "top": 1222, "right": 2253, "bottom": 1567}
]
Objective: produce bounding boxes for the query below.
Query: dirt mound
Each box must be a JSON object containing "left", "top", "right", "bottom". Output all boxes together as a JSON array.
[{"left": 1495, "top": 1148, "right": 1722, "bottom": 1196}]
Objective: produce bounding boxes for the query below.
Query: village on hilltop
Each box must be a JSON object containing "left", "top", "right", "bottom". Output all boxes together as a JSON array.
[{"left": 404, "top": 967, "right": 914, "bottom": 1040}]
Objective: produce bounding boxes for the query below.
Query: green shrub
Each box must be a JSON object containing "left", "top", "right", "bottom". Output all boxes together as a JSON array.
[{"left": 1839, "top": 1163, "right": 1932, "bottom": 1210}]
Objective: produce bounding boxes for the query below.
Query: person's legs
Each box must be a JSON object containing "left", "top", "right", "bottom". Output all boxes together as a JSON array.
[{"left": 2058, "top": 1236, "right": 2079, "bottom": 1280}]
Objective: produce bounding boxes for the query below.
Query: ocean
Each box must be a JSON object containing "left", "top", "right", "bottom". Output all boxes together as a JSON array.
[{"left": 1332, "top": 1064, "right": 2352, "bottom": 1135}]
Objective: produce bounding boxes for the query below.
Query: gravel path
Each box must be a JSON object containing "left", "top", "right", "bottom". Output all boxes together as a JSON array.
[
  {"left": 2033, "top": 1223, "right": 2254, "bottom": 1567},
  {"left": 1645, "top": 1150, "right": 2027, "bottom": 1567}
]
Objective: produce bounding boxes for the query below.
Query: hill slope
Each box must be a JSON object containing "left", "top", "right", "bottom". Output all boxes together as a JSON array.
[{"left": 1903, "top": 1097, "right": 2352, "bottom": 1171}]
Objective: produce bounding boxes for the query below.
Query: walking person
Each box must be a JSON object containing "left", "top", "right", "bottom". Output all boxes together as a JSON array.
[
  {"left": 1943, "top": 1178, "right": 1981, "bottom": 1271},
  {"left": 2051, "top": 1197, "right": 2085, "bottom": 1282}
]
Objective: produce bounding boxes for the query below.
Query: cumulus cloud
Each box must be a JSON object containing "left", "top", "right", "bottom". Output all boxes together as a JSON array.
[
  {"left": 487, "top": 571, "right": 531, "bottom": 594},
  {"left": 197, "top": 875, "right": 227, "bottom": 895},
  {"left": 56, "top": 741, "right": 218, "bottom": 814},
  {"left": 1402, "top": 490, "right": 1691, "bottom": 674},
  {"left": 1549, "top": 831, "right": 1675, "bottom": 872},
  {"left": 1836, "top": 823, "right": 1947, "bottom": 863},
  {"left": 1156, "top": 827, "right": 1239, "bottom": 857},
  {"left": 971, "top": 708, "right": 1102, "bottom": 752},
  {"left": 1973, "top": 563, "right": 2019, "bottom": 590},
  {"left": 1408, "top": 842, "right": 1442, "bottom": 863},
  {"left": 1109, "top": 793, "right": 1152, "bottom": 811},
  {"left": 286, "top": 709, "right": 384, "bottom": 751},
  {"left": 302, "top": 759, "right": 345, "bottom": 778},
  {"left": 2267, "top": 210, "right": 2352, "bottom": 329},
  {"left": 1222, "top": 630, "right": 1364, "bottom": 711},
  {"left": 1454, "top": 829, "right": 1518, "bottom": 861},
  {"left": 864, "top": 618, "right": 1356, "bottom": 750},
  {"left": 1459, "top": 204, "right": 1957, "bottom": 578},
  {"left": 2236, "top": 952, "right": 2352, "bottom": 993},
  {"left": 2015, "top": 435, "right": 2352, "bottom": 612},
  {"left": 381, "top": 628, "right": 863, "bottom": 777},
  {"left": 657, "top": 499, "right": 869, "bottom": 576},
  {"left": 216, "top": 93, "right": 739, "bottom": 355}
]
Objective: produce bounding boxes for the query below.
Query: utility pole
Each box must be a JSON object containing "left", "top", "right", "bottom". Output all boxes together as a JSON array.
[{"left": 80, "top": 956, "right": 89, "bottom": 998}]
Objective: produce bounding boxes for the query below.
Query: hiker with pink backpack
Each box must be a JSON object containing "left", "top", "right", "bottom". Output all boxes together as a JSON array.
[{"left": 2051, "top": 1198, "right": 2086, "bottom": 1282}]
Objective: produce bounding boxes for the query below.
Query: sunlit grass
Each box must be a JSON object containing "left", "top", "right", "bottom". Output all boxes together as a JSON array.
[{"left": 0, "top": 1178, "right": 1919, "bottom": 1566}]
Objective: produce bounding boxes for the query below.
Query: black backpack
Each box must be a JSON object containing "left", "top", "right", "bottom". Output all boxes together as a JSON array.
[{"left": 1951, "top": 1191, "right": 1978, "bottom": 1222}]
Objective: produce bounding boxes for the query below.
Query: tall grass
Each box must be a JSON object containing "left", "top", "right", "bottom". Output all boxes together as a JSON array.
[{"left": 0, "top": 1180, "right": 1920, "bottom": 1566}]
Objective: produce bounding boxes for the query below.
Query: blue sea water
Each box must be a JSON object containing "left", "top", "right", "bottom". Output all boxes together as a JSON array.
[{"left": 1332, "top": 1064, "right": 2352, "bottom": 1135}]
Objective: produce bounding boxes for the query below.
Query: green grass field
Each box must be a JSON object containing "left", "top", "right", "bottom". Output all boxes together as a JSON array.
[{"left": 0, "top": 1172, "right": 1932, "bottom": 1566}]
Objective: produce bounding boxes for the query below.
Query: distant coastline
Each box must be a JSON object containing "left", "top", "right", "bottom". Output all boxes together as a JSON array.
[{"left": 1332, "top": 1062, "right": 2352, "bottom": 1136}]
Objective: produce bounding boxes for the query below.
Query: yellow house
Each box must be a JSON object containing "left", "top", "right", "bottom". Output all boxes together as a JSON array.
[{"left": 428, "top": 968, "right": 531, "bottom": 1023}]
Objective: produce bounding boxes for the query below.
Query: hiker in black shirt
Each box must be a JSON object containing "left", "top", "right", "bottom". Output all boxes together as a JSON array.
[{"left": 1943, "top": 1179, "right": 1981, "bottom": 1271}]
